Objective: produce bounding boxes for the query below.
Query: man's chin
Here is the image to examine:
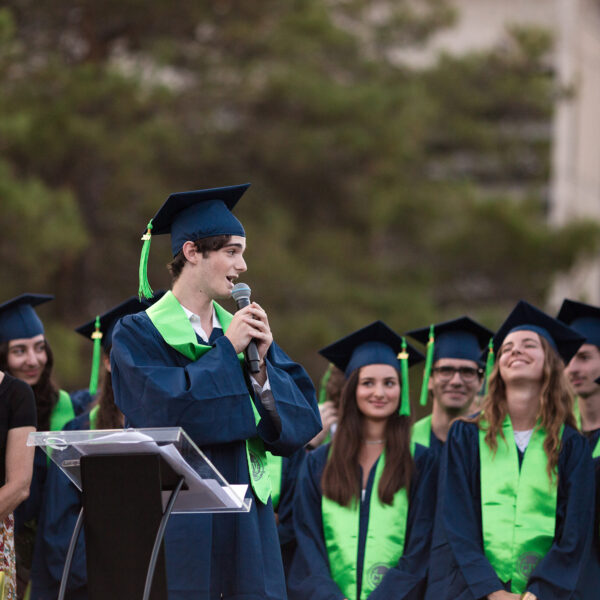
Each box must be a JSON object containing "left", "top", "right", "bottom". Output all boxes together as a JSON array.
[{"left": 441, "top": 398, "right": 471, "bottom": 413}]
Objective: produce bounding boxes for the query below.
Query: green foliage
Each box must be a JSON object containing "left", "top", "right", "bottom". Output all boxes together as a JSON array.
[{"left": 0, "top": 1, "right": 598, "bottom": 391}]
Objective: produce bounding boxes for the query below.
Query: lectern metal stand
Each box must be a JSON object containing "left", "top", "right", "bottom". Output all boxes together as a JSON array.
[{"left": 29, "top": 427, "right": 251, "bottom": 600}]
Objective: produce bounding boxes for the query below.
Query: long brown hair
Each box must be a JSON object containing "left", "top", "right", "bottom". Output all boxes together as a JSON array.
[
  {"left": 93, "top": 353, "right": 123, "bottom": 430},
  {"left": 473, "top": 335, "right": 575, "bottom": 481},
  {"left": 0, "top": 338, "right": 59, "bottom": 431},
  {"left": 321, "top": 368, "right": 414, "bottom": 506}
]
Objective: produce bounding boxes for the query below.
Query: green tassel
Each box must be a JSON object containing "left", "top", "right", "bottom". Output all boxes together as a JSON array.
[
  {"left": 318, "top": 363, "right": 334, "bottom": 405},
  {"left": 419, "top": 324, "right": 435, "bottom": 407},
  {"left": 484, "top": 337, "right": 495, "bottom": 395},
  {"left": 88, "top": 316, "right": 103, "bottom": 396},
  {"left": 138, "top": 220, "right": 154, "bottom": 300},
  {"left": 399, "top": 338, "right": 411, "bottom": 417}
]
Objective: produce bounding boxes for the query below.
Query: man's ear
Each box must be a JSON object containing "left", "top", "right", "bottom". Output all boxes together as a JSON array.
[{"left": 181, "top": 240, "right": 199, "bottom": 264}]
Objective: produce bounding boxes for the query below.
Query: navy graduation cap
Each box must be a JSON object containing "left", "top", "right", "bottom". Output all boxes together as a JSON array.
[
  {"left": 406, "top": 316, "right": 493, "bottom": 406},
  {"left": 76, "top": 296, "right": 155, "bottom": 351},
  {"left": 0, "top": 293, "right": 54, "bottom": 344},
  {"left": 318, "top": 321, "right": 424, "bottom": 416},
  {"left": 138, "top": 184, "right": 250, "bottom": 298},
  {"left": 407, "top": 316, "right": 493, "bottom": 364},
  {"left": 492, "top": 300, "right": 585, "bottom": 365},
  {"left": 557, "top": 299, "right": 600, "bottom": 349},
  {"left": 76, "top": 293, "right": 165, "bottom": 394}
]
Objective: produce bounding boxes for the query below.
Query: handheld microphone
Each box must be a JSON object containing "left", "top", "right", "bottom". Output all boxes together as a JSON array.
[{"left": 231, "top": 282, "right": 261, "bottom": 373}]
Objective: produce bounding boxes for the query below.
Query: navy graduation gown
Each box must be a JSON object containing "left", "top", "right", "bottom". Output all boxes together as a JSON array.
[
  {"left": 30, "top": 413, "right": 92, "bottom": 600},
  {"left": 427, "top": 430, "right": 444, "bottom": 454},
  {"left": 579, "top": 427, "right": 600, "bottom": 597},
  {"left": 426, "top": 420, "right": 596, "bottom": 600},
  {"left": 288, "top": 443, "right": 438, "bottom": 600},
  {"left": 110, "top": 311, "right": 321, "bottom": 600},
  {"left": 276, "top": 449, "right": 306, "bottom": 579}
]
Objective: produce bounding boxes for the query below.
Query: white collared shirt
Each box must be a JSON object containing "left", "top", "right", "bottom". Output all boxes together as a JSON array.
[{"left": 181, "top": 305, "right": 221, "bottom": 343}]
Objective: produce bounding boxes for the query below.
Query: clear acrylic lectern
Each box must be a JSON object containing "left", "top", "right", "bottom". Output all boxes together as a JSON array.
[{"left": 28, "top": 427, "right": 252, "bottom": 600}]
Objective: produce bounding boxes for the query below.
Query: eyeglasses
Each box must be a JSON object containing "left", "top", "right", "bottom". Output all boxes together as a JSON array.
[{"left": 431, "top": 366, "right": 483, "bottom": 382}]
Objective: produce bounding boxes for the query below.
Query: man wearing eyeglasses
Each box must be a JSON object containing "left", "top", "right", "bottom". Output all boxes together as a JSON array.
[{"left": 407, "top": 317, "right": 493, "bottom": 450}]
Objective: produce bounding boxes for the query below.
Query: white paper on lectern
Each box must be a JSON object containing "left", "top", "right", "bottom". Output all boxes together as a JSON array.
[{"left": 72, "top": 431, "right": 244, "bottom": 509}]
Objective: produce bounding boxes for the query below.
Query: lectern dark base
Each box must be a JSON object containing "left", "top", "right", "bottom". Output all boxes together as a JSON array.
[{"left": 80, "top": 454, "right": 170, "bottom": 600}]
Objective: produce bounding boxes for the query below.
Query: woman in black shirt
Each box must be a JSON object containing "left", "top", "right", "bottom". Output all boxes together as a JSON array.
[{"left": 0, "top": 371, "right": 36, "bottom": 600}]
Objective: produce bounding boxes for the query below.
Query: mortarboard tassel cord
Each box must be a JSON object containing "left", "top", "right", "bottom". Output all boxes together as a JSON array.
[
  {"left": 88, "top": 316, "right": 103, "bottom": 396},
  {"left": 419, "top": 324, "right": 435, "bottom": 407},
  {"left": 138, "top": 220, "right": 154, "bottom": 300},
  {"left": 484, "top": 337, "right": 495, "bottom": 395},
  {"left": 399, "top": 338, "right": 411, "bottom": 416},
  {"left": 318, "top": 363, "right": 334, "bottom": 405}
]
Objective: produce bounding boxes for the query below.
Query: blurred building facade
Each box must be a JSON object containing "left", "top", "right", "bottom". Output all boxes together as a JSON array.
[{"left": 399, "top": 0, "right": 600, "bottom": 305}]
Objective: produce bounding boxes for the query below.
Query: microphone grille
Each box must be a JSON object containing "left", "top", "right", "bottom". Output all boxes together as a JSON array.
[{"left": 231, "top": 282, "right": 251, "bottom": 302}]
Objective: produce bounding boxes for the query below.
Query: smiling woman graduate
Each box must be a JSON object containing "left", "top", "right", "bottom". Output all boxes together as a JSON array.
[
  {"left": 110, "top": 184, "right": 321, "bottom": 600},
  {"left": 426, "top": 300, "right": 597, "bottom": 600},
  {"left": 0, "top": 294, "right": 90, "bottom": 596},
  {"left": 288, "top": 321, "right": 439, "bottom": 600}
]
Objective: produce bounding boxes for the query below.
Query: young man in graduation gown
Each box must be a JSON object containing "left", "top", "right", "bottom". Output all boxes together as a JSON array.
[
  {"left": 557, "top": 298, "right": 600, "bottom": 595},
  {"left": 406, "top": 317, "right": 492, "bottom": 451},
  {"left": 110, "top": 184, "right": 321, "bottom": 600}
]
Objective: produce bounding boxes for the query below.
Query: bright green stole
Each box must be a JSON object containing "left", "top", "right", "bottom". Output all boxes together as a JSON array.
[
  {"left": 322, "top": 449, "right": 412, "bottom": 600},
  {"left": 146, "top": 290, "right": 271, "bottom": 504},
  {"left": 411, "top": 414, "right": 432, "bottom": 448},
  {"left": 479, "top": 416, "right": 561, "bottom": 593},
  {"left": 47, "top": 390, "right": 76, "bottom": 464},
  {"left": 50, "top": 390, "right": 75, "bottom": 431},
  {"left": 89, "top": 405, "right": 99, "bottom": 430},
  {"left": 266, "top": 452, "right": 283, "bottom": 510}
]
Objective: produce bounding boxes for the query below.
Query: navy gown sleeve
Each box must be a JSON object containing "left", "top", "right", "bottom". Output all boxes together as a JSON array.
[
  {"left": 527, "top": 426, "right": 594, "bottom": 599},
  {"left": 368, "top": 444, "right": 439, "bottom": 600},
  {"left": 110, "top": 312, "right": 320, "bottom": 455},
  {"left": 287, "top": 445, "right": 345, "bottom": 600},
  {"left": 69, "top": 389, "right": 95, "bottom": 416},
  {"left": 277, "top": 449, "right": 306, "bottom": 578},
  {"left": 278, "top": 448, "right": 306, "bottom": 547},
  {"left": 263, "top": 342, "right": 322, "bottom": 456},
  {"left": 425, "top": 420, "right": 503, "bottom": 600}
]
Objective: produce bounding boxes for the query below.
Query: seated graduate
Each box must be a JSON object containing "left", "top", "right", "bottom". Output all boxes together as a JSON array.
[
  {"left": 426, "top": 300, "right": 596, "bottom": 600},
  {"left": 557, "top": 298, "right": 600, "bottom": 594},
  {"left": 0, "top": 369, "right": 36, "bottom": 600},
  {"left": 407, "top": 317, "right": 492, "bottom": 451},
  {"left": 288, "top": 321, "right": 440, "bottom": 600},
  {"left": 110, "top": 184, "right": 321, "bottom": 600},
  {"left": 0, "top": 294, "right": 90, "bottom": 596},
  {"left": 29, "top": 296, "right": 151, "bottom": 600}
]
